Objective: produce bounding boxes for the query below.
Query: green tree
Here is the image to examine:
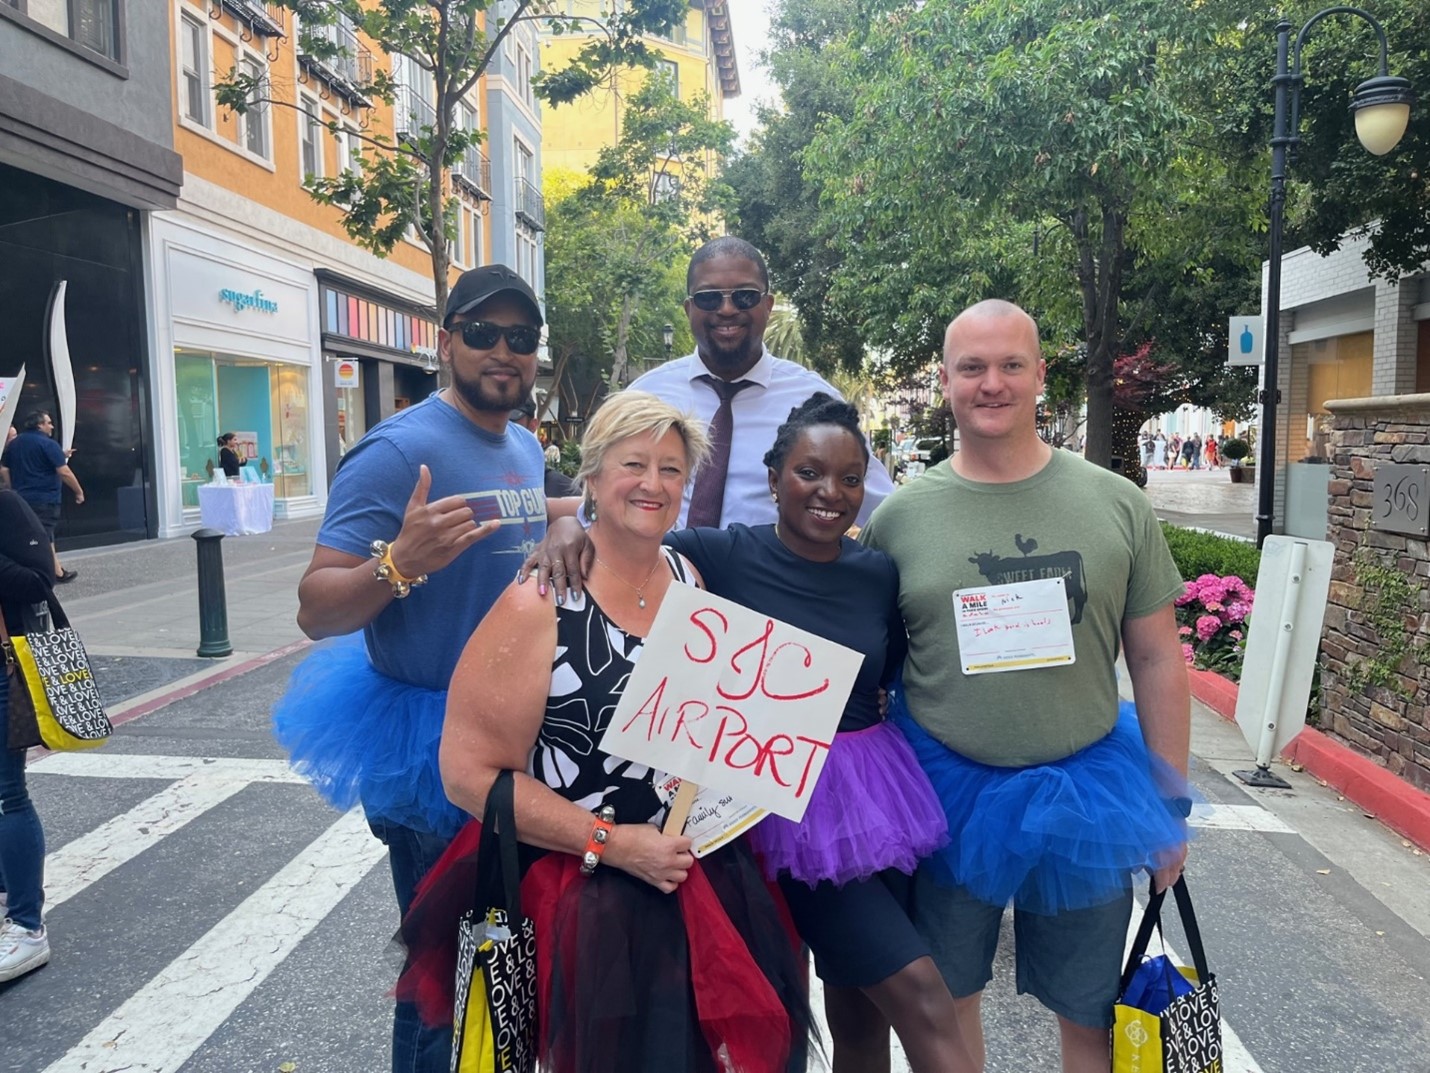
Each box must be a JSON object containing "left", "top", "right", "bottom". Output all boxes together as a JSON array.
[
  {"left": 543, "top": 80, "right": 734, "bottom": 408},
  {"left": 216, "top": 0, "right": 686, "bottom": 316},
  {"left": 1220, "top": 2, "right": 1429, "bottom": 279},
  {"left": 803, "top": 0, "right": 1264, "bottom": 468}
]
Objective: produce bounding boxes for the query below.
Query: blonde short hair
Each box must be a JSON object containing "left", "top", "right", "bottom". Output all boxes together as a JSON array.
[{"left": 577, "top": 391, "right": 711, "bottom": 515}]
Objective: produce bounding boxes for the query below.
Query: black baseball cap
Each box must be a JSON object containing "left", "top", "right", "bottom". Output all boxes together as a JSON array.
[{"left": 444, "top": 265, "right": 544, "bottom": 327}]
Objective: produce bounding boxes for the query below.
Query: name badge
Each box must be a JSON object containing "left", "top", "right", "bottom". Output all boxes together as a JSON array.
[{"left": 954, "top": 578, "right": 1076, "bottom": 675}]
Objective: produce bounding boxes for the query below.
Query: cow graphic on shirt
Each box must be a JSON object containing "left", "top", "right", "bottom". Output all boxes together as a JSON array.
[{"left": 968, "top": 535, "right": 1088, "bottom": 624}]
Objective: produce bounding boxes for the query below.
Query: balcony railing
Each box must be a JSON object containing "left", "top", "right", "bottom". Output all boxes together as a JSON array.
[
  {"left": 453, "top": 147, "right": 492, "bottom": 201},
  {"left": 516, "top": 177, "right": 545, "bottom": 231},
  {"left": 298, "top": 18, "right": 373, "bottom": 104},
  {"left": 219, "top": 0, "right": 285, "bottom": 39},
  {"left": 395, "top": 83, "right": 438, "bottom": 143}
]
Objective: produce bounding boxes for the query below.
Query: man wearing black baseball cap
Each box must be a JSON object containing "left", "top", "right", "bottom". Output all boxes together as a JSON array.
[{"left": 278, "top": 264, "right": 554, "bottom": 1073}]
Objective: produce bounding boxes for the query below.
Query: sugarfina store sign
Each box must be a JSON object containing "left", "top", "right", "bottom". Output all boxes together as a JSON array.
[{"left": 220, "top": 287, "right": 279, "bottom": 314}]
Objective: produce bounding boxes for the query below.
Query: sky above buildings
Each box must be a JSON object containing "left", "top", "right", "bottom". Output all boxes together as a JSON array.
[{"left": 725, "top": 0, "right": 777, "bottom": 144}]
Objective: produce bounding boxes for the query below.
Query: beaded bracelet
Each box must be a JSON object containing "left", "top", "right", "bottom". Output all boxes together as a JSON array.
[
  {"left": 579, "top": 805, "right": 616, "bottom": 876},
  {"left": 370, "top": 539, "right": 428, "bottom": 599}
]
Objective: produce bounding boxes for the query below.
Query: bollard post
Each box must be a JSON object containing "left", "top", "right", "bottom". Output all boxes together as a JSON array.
[{"left": 192, "top": 527, "right": 233, "bottom": 658}]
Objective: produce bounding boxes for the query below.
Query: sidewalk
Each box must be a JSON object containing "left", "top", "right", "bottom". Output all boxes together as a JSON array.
[
  {"left": 1142, "top": 466, "right": 1257, "bottom": 540},
  {"left": 54, "top": 519, "right": 319, "bottom": 714}
]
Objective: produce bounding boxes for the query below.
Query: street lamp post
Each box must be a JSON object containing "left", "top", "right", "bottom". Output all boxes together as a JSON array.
[
  {"left": 1256, "top": 7, "right": 1413, "bottom": 547},
  {"left": 662, "top": 322, "right": 674, "bottom": 362}
]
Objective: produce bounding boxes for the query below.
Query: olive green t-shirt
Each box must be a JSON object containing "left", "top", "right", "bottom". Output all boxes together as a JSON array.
[{"left": 860, "top": 450, "right": 1184, "bottom": 767}]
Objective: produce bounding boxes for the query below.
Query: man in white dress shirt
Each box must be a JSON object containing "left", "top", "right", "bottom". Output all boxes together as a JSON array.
[{"left": 627, "top": 236, "right": 894, "bottom": 528}]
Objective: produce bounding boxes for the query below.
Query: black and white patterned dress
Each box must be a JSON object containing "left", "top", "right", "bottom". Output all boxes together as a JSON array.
[{"left": 527, "top": 548, "right": 690, "bottom": 826}]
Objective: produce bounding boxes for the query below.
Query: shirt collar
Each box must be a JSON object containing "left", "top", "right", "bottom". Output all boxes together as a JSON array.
[{"left": 683, "top": 347, "right": 774, "bottom": 389}]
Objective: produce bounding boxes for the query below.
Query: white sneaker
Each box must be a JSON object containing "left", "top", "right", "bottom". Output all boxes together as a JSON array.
[{"left": 0, "top": 918, "right": 50, "bottom": 983}]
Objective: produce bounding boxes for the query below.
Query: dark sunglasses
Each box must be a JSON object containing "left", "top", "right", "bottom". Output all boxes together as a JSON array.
[
  {"left": 688, "top": 288, "right": 768, "bottom": 312},
  {"left": 457, "top": 320, "right": 541, "bottom": 355}
]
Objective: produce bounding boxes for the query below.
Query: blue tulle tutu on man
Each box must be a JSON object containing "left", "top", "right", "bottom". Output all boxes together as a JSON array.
[
  {"left": 892, "top": 691, "right": 1190, "bottom": 915},
  {"left": 271, "top": 634, "right": 469, "bottom": 838}
]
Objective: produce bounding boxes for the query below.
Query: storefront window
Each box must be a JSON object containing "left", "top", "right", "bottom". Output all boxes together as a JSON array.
[
  {"left": 272, "top": 364, "right": 311, "bottom": 498},
  {"left": 173, "top": 350, "right": 312, "bottom": 505},
  {"left": 176, "top": 352, "right": 219, "bottom": 508},
  {"left": 335, "top": 385, "right": 366, "bottom": 457},
  {"left": 1293, "top": 331, "right": 1373, "bottom": 461}
]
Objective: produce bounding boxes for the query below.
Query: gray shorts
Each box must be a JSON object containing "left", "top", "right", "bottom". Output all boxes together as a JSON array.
[{"left": 905, "top": 868, "right": 1133, "bottom": 1028}]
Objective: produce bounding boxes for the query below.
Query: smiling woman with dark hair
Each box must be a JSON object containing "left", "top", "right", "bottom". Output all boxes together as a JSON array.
[{"left": 662, "top": 392, "right": 972, "bottom": 1073}]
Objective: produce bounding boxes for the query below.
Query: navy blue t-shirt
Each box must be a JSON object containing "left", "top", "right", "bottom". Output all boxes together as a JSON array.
[
  {"left": 663, "top": 523, "right": 906, "bottom": 732},
  {"left": 1, "top": 430, "right": 66, "bottom": 503},
  {"left": 318, "top": 395, "right": 546, "bottom": 690}
]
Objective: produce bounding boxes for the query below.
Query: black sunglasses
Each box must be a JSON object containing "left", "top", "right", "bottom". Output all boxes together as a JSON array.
[
  {"left": 457, "top": 320, "right": 541, "bottom": 355},
  {"left": 688, "top": 288, "right": 768, "bottom": 312}
]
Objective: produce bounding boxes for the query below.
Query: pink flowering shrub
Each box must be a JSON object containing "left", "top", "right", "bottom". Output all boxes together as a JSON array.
[{"left": 1175, "top": 573, "right": 1255, "bottom": 680}]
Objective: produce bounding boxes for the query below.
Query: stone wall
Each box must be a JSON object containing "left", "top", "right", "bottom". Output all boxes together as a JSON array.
[{"left": 1322, "top": 394, "right": 1430, "bottom": 793}]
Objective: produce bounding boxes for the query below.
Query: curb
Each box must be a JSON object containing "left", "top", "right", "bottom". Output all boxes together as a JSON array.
[{"left": 1187, "top": 667, "right": 1430, "bottom": 852}]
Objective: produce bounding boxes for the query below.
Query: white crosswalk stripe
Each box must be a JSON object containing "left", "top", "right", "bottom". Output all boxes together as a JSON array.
[{"left": 39, "top": 807, "right": 387, "bottom": 1073}]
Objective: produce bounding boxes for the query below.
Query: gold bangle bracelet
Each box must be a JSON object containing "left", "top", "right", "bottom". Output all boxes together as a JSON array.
[{"left": 369, "top": 539, "right": 428, "bottom": 599}]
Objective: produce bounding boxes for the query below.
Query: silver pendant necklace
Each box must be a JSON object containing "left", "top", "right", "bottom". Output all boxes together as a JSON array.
[{"left": 594, "top": 554, "right": 663, "bottom": 609}]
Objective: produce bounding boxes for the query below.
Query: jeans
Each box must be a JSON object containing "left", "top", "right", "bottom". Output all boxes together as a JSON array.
[
  {"left": 369, "top": 817, "right": 455, "bottom": 1073},
  {"left": 0, "top": 688, "right": 46, "bottom": 930}
]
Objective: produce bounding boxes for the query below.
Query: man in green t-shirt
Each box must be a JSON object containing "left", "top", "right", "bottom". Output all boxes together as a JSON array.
[{"left": 861, "top": 300, "right": 1190, "bottom": 1073}]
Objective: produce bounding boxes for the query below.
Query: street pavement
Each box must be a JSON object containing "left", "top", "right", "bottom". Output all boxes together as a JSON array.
[
  {"left": 4, "top": 491, "right": 1429, "bottom": 1072},
  {"left": 1144, "top": 465, "right": 1258, "bottom": 541}
]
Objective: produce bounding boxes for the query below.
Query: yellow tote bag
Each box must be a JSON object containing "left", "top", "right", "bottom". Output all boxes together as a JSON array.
[
  {"left": 1112, "top": 878, "right": 1222, "bottom": 1073},
  {"left": 451, "top": 772, "right": 537, "bottom": 1073},
  {"left": 10, "top": 627, "right": 111, "bottom": 751}
]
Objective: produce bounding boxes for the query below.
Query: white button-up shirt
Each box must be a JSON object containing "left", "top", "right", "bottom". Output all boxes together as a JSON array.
[{"left": 627, "top": 348, "right": 895, "bottom": 528}]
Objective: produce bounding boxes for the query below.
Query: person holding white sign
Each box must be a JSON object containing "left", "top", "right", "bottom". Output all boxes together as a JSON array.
[
  {"left": 859, "top": 301, "right": 1192, "bottom": 1073},
  {"left": 400, "top": 393, "right": 811, "bottom": 1073},
  {"left": 664, "top": 392, "right": 970, "bottom": 1073}
]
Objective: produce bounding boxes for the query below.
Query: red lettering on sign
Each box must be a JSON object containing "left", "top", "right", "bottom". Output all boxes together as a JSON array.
[
  {"left": 793, "top": 736, "right": 831, "bottom": 797},
  {"left": 621, "top": 675, "right": 669, "bottom": 738},
  {"left": 684, "top": 609, "right": 727, "bottom": 663},
  {"left": 761, "top": 641, "right": 830, "bottom": 701},
  {"left": 672, "top": 700, "right": 709, "bottom": 750},
  {"left": 718, "top": 619, "right": 775, "bottom": 700}
]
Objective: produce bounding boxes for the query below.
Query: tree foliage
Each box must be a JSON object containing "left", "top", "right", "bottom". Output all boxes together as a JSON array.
[
  {"left": 799, "top": 0, "right": 1271, "bottom": 468},
  {"left": 1218, "top": 2, "right": 1429, "bottom": 278},
  {"left": 543, "top": 80, "right": 734, "bottom": 408},
  {"left": 216, "top": 0, "right": 686, "bottom": 314}
]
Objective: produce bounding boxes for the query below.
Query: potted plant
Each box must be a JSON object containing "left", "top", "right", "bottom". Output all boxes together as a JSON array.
[{"left": 1220, "top": 437, "right": 1253, "bottom": 482}]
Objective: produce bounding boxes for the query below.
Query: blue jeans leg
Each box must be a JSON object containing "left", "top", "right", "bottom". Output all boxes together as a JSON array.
[
  {"left": 0, "top": 690, "right": 46, "bottom": 930},
  {"left": 369, "top": 817, "right": 454, "bottom": 1073}
]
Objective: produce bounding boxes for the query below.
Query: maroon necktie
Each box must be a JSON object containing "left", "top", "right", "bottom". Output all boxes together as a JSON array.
[{"left": 686, "top": 375, "right": 754, "bottom": 528}]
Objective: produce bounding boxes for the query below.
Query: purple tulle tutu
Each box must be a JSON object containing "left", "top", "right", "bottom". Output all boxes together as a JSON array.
[
  {"left": 892, "top": 694, "right": 1191, "bottom": 915},
  {"left": 271, "top": 634, "right": 469, "bottom": 838},
  {"left": 749, "top": 720, "right": 949, "bottom": 888}
]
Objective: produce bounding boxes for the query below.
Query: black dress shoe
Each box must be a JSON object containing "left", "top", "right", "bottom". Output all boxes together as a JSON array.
[{"left": 56, "top": 569, "right": 78, "bottom": 583}]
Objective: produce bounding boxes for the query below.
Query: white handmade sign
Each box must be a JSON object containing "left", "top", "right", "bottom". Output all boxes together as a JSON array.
[{"left": 601, "top": 585, "right": 860, "bottom": 823}]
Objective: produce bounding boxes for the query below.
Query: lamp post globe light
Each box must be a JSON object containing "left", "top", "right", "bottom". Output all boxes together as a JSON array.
[
  {"left": 1256, "top": 6, "right": 1414, "bottom": 548},
  {"left": 661, "top": 322, "right": 675, "bottom": 361}
]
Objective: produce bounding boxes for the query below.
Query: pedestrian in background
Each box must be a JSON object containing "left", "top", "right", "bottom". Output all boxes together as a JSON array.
[
  {"left": 0, "top": 489, "right": 58, "bottom": 983},
  {"left": 1204, "top": 434, "right": 1220, "bottom": 470},
  {"left": 510, "top": 397, "right": 579, "bottom": 499},
  {"left": 217, "top": 432, "right": 247, "bottom": 480},
  {"left": 0, "top": 411, "right": 83, "bottom": 583}
]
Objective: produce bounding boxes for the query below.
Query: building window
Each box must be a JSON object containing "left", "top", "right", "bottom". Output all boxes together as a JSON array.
[
  {"left": 71, "top": 0, "right": 117, "bottom": 58},
  {"left": 515, "top": 41, "right": 535, "bottom": 109},
  {"left": 300, "top": 97, "right": 324, "bottom": 181},
  {"left": 515, "top": 223, "right": 538, "bottom": 287},
  {"left": 654, "top": 59, "right": 678, "bottom": 98},
  {"left": 652, "top": 171, "right": 679, "bottom": 203},
  {"left": 240, "top": 55, "right": 269, "bottom": 159},
  {"left": 338, "top": 126, "right": 362, "bottom": 176},
  {"left": 181, "top": 14, "right": 210, "bottom": 126}
]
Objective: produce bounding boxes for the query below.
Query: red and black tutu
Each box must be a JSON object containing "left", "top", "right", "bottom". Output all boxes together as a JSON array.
[{"left": 398, "top": 820, "right": 813, "bottom": 1073}]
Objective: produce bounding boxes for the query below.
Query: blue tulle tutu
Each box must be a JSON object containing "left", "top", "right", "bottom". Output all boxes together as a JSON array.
[
  {"left": 271, "top": 634, "right": 469, "bottom": 838},
  {"left": 892, "top": 692, "right": 1190, "bottom": 915}
]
